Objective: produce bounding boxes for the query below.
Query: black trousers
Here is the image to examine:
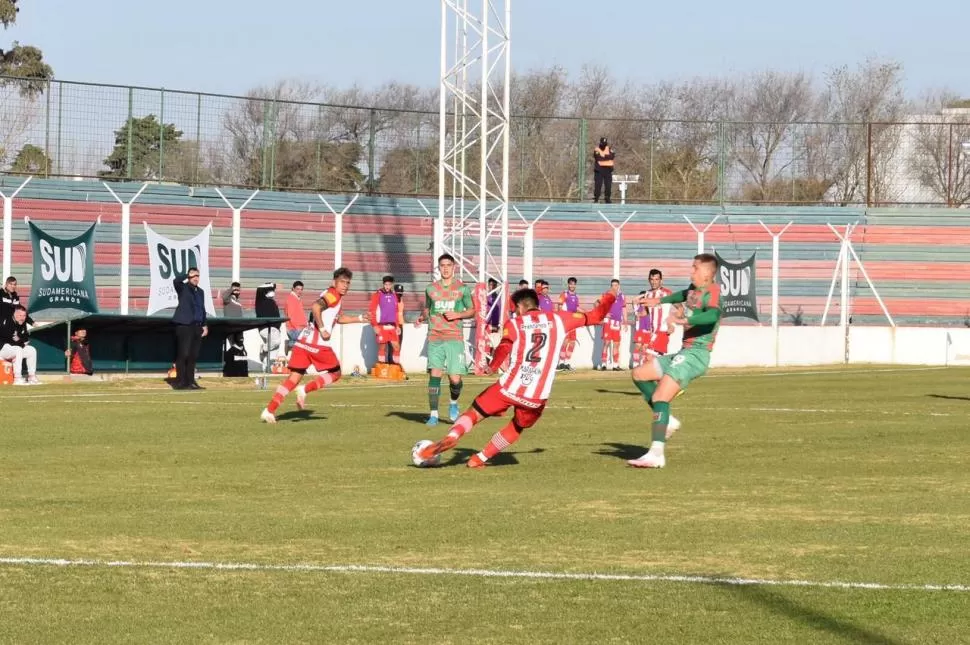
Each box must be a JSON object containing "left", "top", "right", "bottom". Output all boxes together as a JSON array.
[
  {"left": 175, "top": 324, "right": 203, "bottom": 386},
  {"left": 594, "top": 171, "right": 613, "bottom": 202}
]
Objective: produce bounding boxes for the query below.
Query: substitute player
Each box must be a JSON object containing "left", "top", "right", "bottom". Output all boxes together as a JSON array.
[
  {"left": 261, "top": 268, "right": 369, "bottom": 423},
  {"left": 627, "top": 254, "right": 721, "bottom": 468},
  {"left": 598, "top": 279, "right": 625, "bottom": 371},
  {"left": 557, "top": 277, "right": 582, "bottom": 371},
  {"left": 632, "top": 290, "right": 651, "bottom": 368},
  {"left": 415, "top": 286, "right": 617, "bottom": 468},
  {"left": 369, "top": 275, "right": 404, "bottom": 366},
  {"left": 415, "top": 254, "right": 476, "bottom": 425},
  {"left": 643, "top": 269, "right": 673, "bottom": 358}
]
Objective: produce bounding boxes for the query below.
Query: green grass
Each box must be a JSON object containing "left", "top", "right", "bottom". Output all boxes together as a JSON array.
[{"left": 1, "top": 366, "right": 969, "bottom": 644}]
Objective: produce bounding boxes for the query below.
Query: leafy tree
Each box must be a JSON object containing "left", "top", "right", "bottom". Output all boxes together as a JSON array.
[
  {"left": 9, "top": 142, "right": 49, "bottom": 174},
  {"left": 100, "top": 114, "right": 183, "bottom": 180},
  {"left": 1, "top": 1, "right": 53, "bottom": 98}
]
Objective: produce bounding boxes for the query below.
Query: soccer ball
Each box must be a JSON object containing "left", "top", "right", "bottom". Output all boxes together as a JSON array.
[{"left": 411, "top": 440, "right": 441, "bottom": 468}]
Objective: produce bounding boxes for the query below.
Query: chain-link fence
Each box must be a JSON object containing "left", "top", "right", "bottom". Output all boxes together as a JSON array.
[{"left": 3, "top": 76, "right": 970, "bottom": 205}]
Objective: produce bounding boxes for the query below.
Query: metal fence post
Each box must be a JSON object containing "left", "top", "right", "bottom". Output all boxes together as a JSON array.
[
  {"left": 44, "top": 80, "right": 51, "bottom": 177},
  {"left": 717, "top": 121, "right": 726, "bottom": 205},
  {"left": 159, "top": 88, "right": 166, "bottom": 181},
  {"left": 56, "top": 81, "right": 63, "bottom": 176},
  {"left": 195, "top": 92, "right": 202, "bottom": 185},
  {"left": 126, "top": 87, "right": 134, "bottom": 180},
  {"left": 947, "top": 123, "right": 954, "bottom": 207},
  {"left": 577, "top": 118, "right": 587, "bottom": 201},
  {"left": 260, "top": 100, "right": 269, "bottom": 188},
  {"left": 368, "top": 108, "right": 377, "bottom": 194},
  {"left": 865, "top": 122, "right": 873, "bottom": 207}
]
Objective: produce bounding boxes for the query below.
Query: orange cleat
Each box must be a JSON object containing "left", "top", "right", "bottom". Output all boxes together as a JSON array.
[
  {"left": 467, "top": 454, "right": 487, "bottom": 469},
  {"left": 417, "top": 435, "right": 458, "bottom": 462}
]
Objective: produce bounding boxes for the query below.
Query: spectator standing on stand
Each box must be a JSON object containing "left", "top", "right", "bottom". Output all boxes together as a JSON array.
[{"left": 593, "top": 137, "right": 615, "bottom": 204}]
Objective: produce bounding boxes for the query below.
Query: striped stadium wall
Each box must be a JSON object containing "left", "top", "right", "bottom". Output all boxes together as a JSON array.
[{"left": 2, "top": 178, "right": 968, "bottom": 326}]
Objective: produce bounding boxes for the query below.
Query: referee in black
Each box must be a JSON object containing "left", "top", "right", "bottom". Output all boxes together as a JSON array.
[{"left": 172, "top": 267, "right": 208, "bottom": 389}]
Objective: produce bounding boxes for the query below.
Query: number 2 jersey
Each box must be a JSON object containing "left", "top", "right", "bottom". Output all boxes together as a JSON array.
[{"left": 490, "top": 293, "right": 616, "bottom": 404}]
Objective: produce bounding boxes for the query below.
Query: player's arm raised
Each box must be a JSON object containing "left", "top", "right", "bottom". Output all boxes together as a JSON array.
[
  {"left": 337, "top": 311, "right": 369, "bottom": 325},
  {"left": 636, "top": 288, "right": 688, "bottom": 308},
  {"left": 563, "top": 292, "right": 616, "bottom": 332}
]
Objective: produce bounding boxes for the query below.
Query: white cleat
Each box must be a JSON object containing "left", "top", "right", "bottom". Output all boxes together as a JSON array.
[
  {"left": 13, "top": 378, "right": 28, "bottom": 386},
  {"left": 260, "top": 409, "right": 277, "bottom": 424},
  {"left": 627, "top": 452, "right": 666, "bottom": 469},
  {"left": 666, "top": 415, "right": 681, "bottom": 439},
  {"left": 295, "top": 385, "right": 307, "bottom": 411},
  {"left": 27, "top": 376, "right": 41, "bottom": 385}
]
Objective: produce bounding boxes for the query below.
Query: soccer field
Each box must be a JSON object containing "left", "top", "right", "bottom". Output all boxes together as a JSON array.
[{"left": 1, "top": 366, "right": 968, "bottom": 644}]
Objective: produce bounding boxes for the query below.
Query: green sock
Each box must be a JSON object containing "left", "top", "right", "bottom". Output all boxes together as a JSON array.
[
  {"left": 651, "top": 401, "right": 670, "bottom": 443},
  {"left": 428, "top": 376, "right": 442, "bottom": 412},
  {"left": 633, "top": 379, "right": 657, "bottom": 409}
]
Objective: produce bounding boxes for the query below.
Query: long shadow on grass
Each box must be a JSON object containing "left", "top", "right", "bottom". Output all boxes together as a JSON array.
[
  {"left": 275, "top": 410, "right": 326, "bottom": 422},
  {"left": 594, "top": 442, "right": 645, "bottom": 461},
  {"left": 927, "top": 394, "right": 970, "bottom": 402},
  {"left": 595, "top": 388, "right": 641, "bottom": 397},
  {"left": 386, "top": 411, "right": 432, "bottom": 424},
  {"left": 437, "top": 448, "right": 543, "bottom": 468},
  {"left": 717, "top": 584, "right": 906, "bottom": 645}
]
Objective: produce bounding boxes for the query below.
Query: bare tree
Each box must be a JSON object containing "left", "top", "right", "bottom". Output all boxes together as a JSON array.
[
  {"left": 909, "top": 92, "right": 970, "bottom": 205},
  {"left": 818, "top": 58, "right": 906, "bottom": 204},
  {"left": 728, "top": 71, "right": 815, "bottom": 202},
  {"left": 0, "top": 80, "right": 41, "bottom": 169}
]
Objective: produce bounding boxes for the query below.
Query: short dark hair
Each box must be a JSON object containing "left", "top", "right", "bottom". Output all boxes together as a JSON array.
[
  {"left": 648, "top": 269, "right": 662, "bottom": 279},
  {"left": 333, "top": 267, "right": 353, "bottom": 280},
  {"left": 535, "top": 279, "right": 546, "bottom": 287},
  {"left": 292, "top": 280, "right": 304, "bottom": 289},
  {"left": 694, "top": 253, "right": 718, "bottom": 269},
  {"left": 610, "top": 279, "right": 620, "bottom": 286},
  {"left": 231, "top": 281, "right": 241, "bottom": 289},
  {"left": 4, "top": 276, "right": 15, "bottom": 285},
  {"left": 487, "top": 278, "right": 498, "bottom": 287},
  {"left": 187, "top": 267, "right": 200, "bottom": 276},
  {"left": 382, "top": 275, "right": 394, "bottom": 284},
  {"left": 518, "top": 279, "right": 529, "bottom": 287},
  {"left": 438, "top": 253, "right": 456, "bottom": 265},
  {"left": 639, "top": 290, "right": 647, "bottom": 295},
  {"left": 567, "top": 277, "right": 577, "bottom": 284},
  {"left": 13, "top": 305, "right": 26, "bottom": 313},
  {"left": 511, "top": 288, "right": 539, "bottom": 310}
]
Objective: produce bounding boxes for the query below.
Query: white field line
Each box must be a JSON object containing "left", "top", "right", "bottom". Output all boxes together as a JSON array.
[
  {"left": 0, "top": 556, "right": 966, "bottom": 593},
  {"left": 0, "top": 365, "right": 958, "bottom": 401}
]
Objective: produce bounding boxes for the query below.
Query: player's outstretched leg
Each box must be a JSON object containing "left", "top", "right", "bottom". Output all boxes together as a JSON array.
[
  {"left": 296, "top": 369, "right": 341, "bottom": 410},
  {"left": 629, "top": 375, "right": 681, "bottom": 469},
  {"left": 262, "top": 371, "right": 303, "bottom": 423},
  {"left": 416, "top": 408, "right": 484, "bottom": 462},
  {"left": 630, "top": 360, "right": 681, "bottom": 439},
  {"left": 448, "top": 377, "right": 463, "bottom": 422},
  {"left": 469, "top": 421, "right": 523, "bottom": 469}
]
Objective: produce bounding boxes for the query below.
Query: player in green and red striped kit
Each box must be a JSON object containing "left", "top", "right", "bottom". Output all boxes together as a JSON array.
[
  {"left": 415, "top": 254, "right": 476, "bottom": 425},
  {"left": 627, "top": 253, "right": 722, "bottom": 469}
]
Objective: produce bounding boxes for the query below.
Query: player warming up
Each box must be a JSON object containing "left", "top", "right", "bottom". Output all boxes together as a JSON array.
[
  {"left": 415, "top": 254, "right": 476, "bottom": 425},
  {"left": 556, "top": 277, "right": 582, "bottom": 371},
  {"left": 627, "top": 254, "right": 721, "bottom": 468},
  {"left": 260, "top": 268, "right": 369, "bottom": 423},
  {"left": 598, "top": 279, "right": 625, "bottom": 370},
  {"left": 414, "top": 286, "right": 617, "bottom": 469}
]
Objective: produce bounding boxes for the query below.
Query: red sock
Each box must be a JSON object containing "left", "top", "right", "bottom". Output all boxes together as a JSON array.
[
  {"left": 267, "top": 380, "right": 296, "bottom": 413},
  {"left": 392, "top": 348, "right": 401, "bottom": 364},
  {"left": 304, "top": 371, "right": 339, "bottom": 394},
  {"left": 564, "top": 340, "right": 575, "bottom": 361},
  {"left": 480, "top": 423, "right": 522, "bottom": 460},
  {"left": 601, "top": 344, "right": 609, "bottom": 366},
  {"left": 447, "top": 412, "right": 477, "bottom": 440},
  {"left": 612, "top": 345, "right": 620, "bottom": 367}
]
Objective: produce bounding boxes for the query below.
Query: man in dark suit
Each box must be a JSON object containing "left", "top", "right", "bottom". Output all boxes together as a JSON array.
[{"left": 172, "top": 267, "right": 208, "bottom": 390}]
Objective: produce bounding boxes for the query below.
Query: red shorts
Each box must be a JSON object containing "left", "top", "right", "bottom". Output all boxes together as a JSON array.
[
  {"left": 289, "top": 343, "right": 341, "bottom": 373},
  {"left": 375, "top": 324, "right": 400, "bottom": 344},
  {"left": 473, "top": 383, "right": 545, "bottom": 429},
  {"left": 634, "top": 330, "right": 652, "bottom": 345},
  {"left": 602, "top": 319, "right": 622, "bottom": 342}
]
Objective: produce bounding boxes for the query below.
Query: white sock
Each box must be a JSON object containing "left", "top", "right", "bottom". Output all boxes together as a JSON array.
[
  {"left": 450, "top": 399, "right": 458, "bottom": 406},
  {"left": 649, "top": 440, "right": 665, "bottom": 456},
  {"left": 429, "top": 410, "right": 439, "bottom": 418}
]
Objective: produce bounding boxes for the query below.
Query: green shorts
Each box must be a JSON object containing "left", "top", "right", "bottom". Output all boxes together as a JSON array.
[
  {"left": 656, "top": 346, "right": 710, "bottom": 390},
  {"left": 427, "top": 340, "right": 467, "bottom": 375}
]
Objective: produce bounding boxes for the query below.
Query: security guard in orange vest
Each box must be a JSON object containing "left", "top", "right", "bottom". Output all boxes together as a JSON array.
[{"left": 593, "top": 137, "right": 615, "bottom": 203}]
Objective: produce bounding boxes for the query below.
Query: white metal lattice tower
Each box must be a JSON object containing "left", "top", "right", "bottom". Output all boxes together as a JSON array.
[{"left": 436, "top": 0, "right": 511, "bottom": 290}]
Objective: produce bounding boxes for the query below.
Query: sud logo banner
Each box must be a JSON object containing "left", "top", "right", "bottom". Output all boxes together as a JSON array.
[
  {"left": 28, "top": 220, "right": 99, "bottom": 314},
  {"left": 144, "top": 222, "right": 216, "bottom": 316},
  {"left": 714, "top": 251, "right": 759, "bottom": 321}
]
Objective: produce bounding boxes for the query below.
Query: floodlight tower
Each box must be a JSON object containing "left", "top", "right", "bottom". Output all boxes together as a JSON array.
[{"left": 437, "top": 0, "right": 511, "bottom": 290}]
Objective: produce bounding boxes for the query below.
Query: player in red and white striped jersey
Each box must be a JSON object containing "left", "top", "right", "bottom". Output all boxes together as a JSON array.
[
  {"left": 415, "top": 285, "right": 617, "bottom": 468},
  {"left": 641, "top": 269, "right": 674, "bottom": 361},
  {"left": 261, "top": 267, "right": 370, "bottom": 424}
]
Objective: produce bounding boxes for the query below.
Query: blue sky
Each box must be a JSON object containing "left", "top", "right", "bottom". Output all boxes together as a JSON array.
[{"left": 7, "top": 0, "right": 968, "bottom": 98}]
